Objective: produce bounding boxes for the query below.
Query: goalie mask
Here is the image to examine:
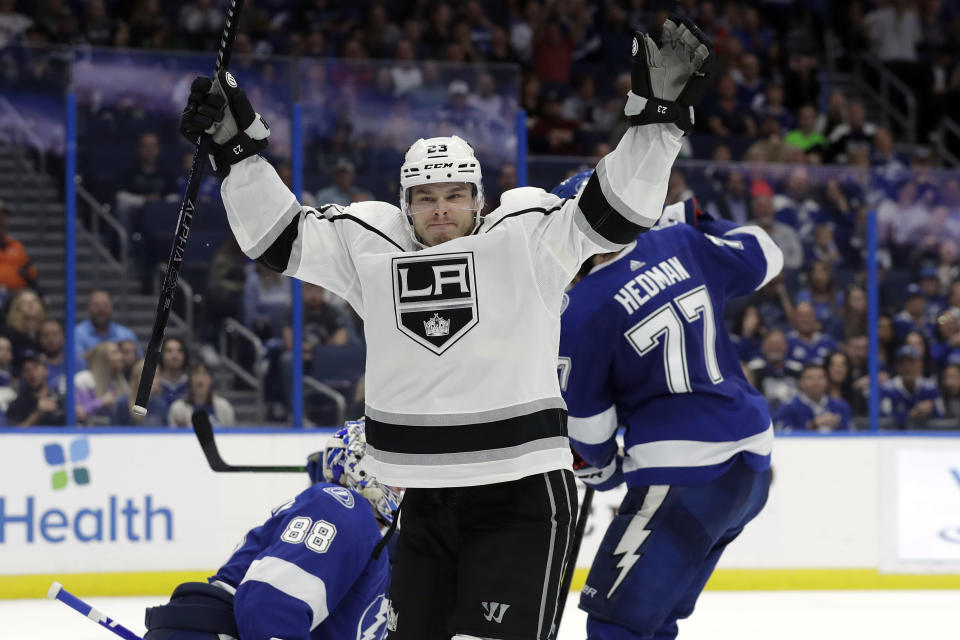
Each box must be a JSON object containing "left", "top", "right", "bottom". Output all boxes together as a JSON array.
[
  {"left": 308, "top": 419, "right": 400, "bottom": 526},
  {"left": 400, "top": 135, "right": 485, "bottom": 234}
]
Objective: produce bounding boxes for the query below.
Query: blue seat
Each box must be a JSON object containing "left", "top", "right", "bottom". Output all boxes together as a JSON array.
[{"left": 312, "top": 343, "right": 366, "bottom": 389}]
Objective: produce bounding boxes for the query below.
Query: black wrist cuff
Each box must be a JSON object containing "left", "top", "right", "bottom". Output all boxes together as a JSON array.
[
  {"left": 212, "top": 131, "right": 268, "bottom": 177},
  {"left": 629, "top": 98, "right": 694, "bottom": 134}
]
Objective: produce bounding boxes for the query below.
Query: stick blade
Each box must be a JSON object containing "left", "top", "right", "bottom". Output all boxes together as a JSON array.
[
  {"left": 191, "top": 409, "right": 306, "bottom": 473},
  {"left": 191, "top": 409, "right": 230, "bottom": 471}
]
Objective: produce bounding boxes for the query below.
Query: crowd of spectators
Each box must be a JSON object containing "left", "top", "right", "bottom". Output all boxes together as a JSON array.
[
  {"left": 3, "top": 0, "right": 960, "bottom": 428},
  {"left": 5, "top": 1, "right": 959, "bottom": 162},
  {"left": 658, "top": 163, "right": 960, "bottom": 430},
  {"left": 0, "top": 284, "right": 237, "bottom": 426}
]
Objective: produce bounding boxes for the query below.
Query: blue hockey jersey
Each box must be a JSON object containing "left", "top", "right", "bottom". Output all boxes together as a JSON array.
[
  {"left": 210, "top": 482, "right": 390, "bottom": 640},
  {"left": 560, "top": 205, "right": 782, "bottom": 487}
]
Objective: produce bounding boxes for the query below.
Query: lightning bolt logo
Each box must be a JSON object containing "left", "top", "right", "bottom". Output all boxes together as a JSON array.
[
  {"left": 607, "top": 485, "right": 669, "bottom": 598},
  {"left": 357, "top": 595, "right": 389, "bottom": 640}
]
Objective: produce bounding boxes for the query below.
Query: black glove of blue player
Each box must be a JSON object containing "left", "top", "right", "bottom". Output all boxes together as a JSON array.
[
  {"left": 179, "top": 69, "right": 270, "bottom": 177},
  {"left": 625, "top": 16, "right": 717, "bottom": 134}
]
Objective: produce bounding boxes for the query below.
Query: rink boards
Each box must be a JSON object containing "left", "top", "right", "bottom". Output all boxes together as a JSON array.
[{"left": 2, "top": 428, "right": 960, "bottom": 597}]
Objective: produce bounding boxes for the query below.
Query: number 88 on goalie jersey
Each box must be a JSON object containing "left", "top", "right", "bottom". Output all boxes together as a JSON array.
[{"left": 559, "top": 202, "right": 782, "bottom": 487}]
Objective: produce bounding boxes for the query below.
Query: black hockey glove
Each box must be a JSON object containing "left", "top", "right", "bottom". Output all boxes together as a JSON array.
[
  {"left": 625, "top": 16, "right": 717, "bottom": 134},
  {"left": 179, "top": 69, "right": 270, "bottom": 177}
]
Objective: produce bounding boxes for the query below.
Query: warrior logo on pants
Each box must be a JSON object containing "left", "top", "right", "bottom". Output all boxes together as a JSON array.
[
  {"left": 392, "top": 252, "right": 478, "bottom": 355},
  {"left": 482, "top": 601, "right": 510, "bottom": 623}
]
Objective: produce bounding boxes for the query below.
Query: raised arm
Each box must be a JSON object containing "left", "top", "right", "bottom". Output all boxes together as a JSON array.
[
  {"left": 531, "top": 18, "right": 717, "bottom": 276},
  {"left": 179, "top": 71, "right": 361, "bottom": 304},
  {"left": 586, "top": 15, "right": 717, "bottom": 237}
]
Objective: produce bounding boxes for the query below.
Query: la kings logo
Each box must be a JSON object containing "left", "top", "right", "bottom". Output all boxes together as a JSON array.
[{"left": 392, "top": 252, "right": 478, "bottom": 355}]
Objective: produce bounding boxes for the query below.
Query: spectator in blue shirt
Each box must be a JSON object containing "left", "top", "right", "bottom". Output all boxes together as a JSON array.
[
  {"left": 919, "top": 265, "right": 949, "bottom": 319},
  {"left": 786, "top": 301, "right": 838, "bottom": 368},
  {"left": 733, "top": 53, "right": 765, "bottom": 108},
  {"left": 774, "top": 363, "right": 853, "bottom": 432},
  {"left": 797, "top": 261, "right": 843, "bottom": 336},
  {"left": 880, "top": 345, "right": 942, "bottom": 428},
  {"left": 773, "top": 166, "right": 825, "bottom": 243},
  {"left": 748, "top": 329, "right": 801, "bottom": 412},
  {"left": 74, "top": 289, "right": 141, "bottom": 365},
  {"left": 893, "top": 283, "right": 931, "bottom": 340}
]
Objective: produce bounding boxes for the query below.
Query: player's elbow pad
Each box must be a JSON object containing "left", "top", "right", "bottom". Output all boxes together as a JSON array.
[{"left": 256, "top": 213, "right": 301, "bottom": 273}]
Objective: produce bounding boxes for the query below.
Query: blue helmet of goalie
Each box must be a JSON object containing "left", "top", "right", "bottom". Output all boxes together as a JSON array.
[{"left": 308, "top": 419, "right": 401, "bottom": 526}]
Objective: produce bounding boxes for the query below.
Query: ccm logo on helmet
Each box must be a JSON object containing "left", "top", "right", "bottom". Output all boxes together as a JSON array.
[{"left": 423, "top": 163, "right": 454, "bottom": 169}]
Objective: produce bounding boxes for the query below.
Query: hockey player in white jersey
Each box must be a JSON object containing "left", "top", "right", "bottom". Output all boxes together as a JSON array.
[
  {"left": 143, "top": 420, "right": 399, "bottom": 640},
  {"left": 179, "top": 17, "right": 715, "bottom": 640}
]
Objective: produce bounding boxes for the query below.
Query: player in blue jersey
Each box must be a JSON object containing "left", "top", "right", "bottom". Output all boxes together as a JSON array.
[
  {"left": 144, "top": 420, "right": 399, "bottom": 640},
  {"left": 553, "top": 171, "right": 782, "bottom": 640}
]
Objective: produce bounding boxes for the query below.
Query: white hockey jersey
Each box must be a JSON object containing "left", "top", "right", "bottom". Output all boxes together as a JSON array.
[{"left": 221, "top": 125, "right": 683, "bottom": 487}]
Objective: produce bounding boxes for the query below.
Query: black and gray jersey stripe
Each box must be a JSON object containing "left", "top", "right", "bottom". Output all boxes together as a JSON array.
[
  {"left": 256, "top": 204, "right": 408, "bottom": 273},
  {"left": 577, "top": 167, "right": 654, "bottom": 247},
  {"left": 364, "top": 407, "right": 568, "bottom": 468}
]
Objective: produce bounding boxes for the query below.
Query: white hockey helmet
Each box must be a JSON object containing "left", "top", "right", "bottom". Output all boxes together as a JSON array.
[{"left": 399, "top": 135, "right": 485, "bottom": 224}]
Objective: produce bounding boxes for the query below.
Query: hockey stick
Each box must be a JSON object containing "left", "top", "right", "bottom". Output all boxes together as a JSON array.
[
  {"left": 133, "top": 0, "right": 246, "bottom": 416},
  {"left": 554, "top": 486, "right": 595, "bottom": 632},
  {"left": 192, "top": 409, "right": 306, "bottom": 473},
  {"left": 48, "top": 581, "right": 143, "bottom": 640}
]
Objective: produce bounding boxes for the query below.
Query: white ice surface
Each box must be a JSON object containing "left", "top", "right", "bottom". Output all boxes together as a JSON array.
[{"left": 4, "top": 590, "right": 960, "bottom": 639}]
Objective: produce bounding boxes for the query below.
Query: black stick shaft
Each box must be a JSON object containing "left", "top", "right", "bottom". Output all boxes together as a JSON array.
[
  {"left": 555, "top": 486, "right": 595, "bottom": 634},
  {"left": 134, "top": 0, "right": 245, "bottom": 415}
]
